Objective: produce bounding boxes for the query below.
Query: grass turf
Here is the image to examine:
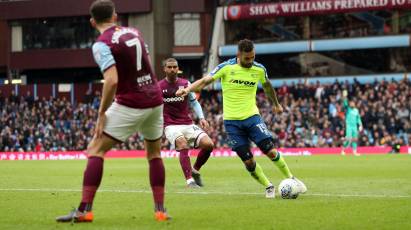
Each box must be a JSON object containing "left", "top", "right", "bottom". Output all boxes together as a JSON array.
[{"left": 0, "top": 154, "right": 410, "bottom": 230}]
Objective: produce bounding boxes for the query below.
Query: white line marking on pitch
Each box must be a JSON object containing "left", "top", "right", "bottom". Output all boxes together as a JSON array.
[{"left": 0, "top": 188, "right": 409, "bottom": 198}]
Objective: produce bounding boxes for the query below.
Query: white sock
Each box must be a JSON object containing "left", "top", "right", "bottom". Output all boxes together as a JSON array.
[{"left": 186, "top": 178, "right": 195, "bottom": 184}]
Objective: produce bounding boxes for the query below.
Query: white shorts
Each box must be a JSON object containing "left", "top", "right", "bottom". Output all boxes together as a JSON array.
[
  {"left": 164, "top": 124, "right": 206, "bottom": 149},
  {"left": 104, "top": 102, "right": 163, "bottom": 142}
]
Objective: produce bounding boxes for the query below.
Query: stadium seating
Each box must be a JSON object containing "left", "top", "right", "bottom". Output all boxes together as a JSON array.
[{"left": 0, "top": 79, "right": 409, "bottom": 152}]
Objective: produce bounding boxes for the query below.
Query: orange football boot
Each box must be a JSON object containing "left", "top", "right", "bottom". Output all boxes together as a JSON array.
[
  {"left": 56, "top": 209, "right": 93, "bottom": 223},
  {"left": 155, "top": 211, "right": 171, "bottom": 221}
]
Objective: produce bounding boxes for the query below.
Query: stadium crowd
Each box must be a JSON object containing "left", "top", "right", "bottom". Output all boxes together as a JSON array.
[
  {"left": 225, "top": 9, "right": 411, "bottom": 44},
  {"left": 0, "top": 78, "right": 410, "bottom": 152}
]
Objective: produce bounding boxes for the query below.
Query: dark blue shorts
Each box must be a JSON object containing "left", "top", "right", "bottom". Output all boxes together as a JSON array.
[{"left": 224, "top": 114, "right": 272, "bottom": 150}]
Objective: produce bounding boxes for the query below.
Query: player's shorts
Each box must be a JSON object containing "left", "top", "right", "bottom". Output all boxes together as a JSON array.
[
  {"left": 224, "top": 114, "right": 272, "bottom": 149},
  {"left": 104, "top": 102, "right": 163, "bottom": 142},
  {"left": 164, "top": 124, "right": 206, "bottom": 149},
  {"left": 345, "top": 126, "right": 359, "bottom": 139}
]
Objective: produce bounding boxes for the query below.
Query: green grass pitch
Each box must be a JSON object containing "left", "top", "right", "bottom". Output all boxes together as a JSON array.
[{"left": 0, "top": 155, "right": 410, "bottom": 230}]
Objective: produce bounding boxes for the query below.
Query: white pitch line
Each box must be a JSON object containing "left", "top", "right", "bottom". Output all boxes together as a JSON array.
[{"left": 0, "top": 188, "right": 409, "bottom": 199}]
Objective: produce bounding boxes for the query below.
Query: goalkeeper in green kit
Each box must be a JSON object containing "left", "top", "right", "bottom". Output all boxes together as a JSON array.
[{"left": 341, "top": 90, "right": 363, "bottom": 156}]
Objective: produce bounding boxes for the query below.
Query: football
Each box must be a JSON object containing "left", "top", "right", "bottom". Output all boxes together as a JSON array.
[{"left": 278, "top": 179, "right": 299, "bottom": 199}]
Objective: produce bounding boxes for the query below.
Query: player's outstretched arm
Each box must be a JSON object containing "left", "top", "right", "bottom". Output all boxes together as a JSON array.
[
  {"left": 262, "top": 80, "right": 282, "bottom": 114},
  {"left": 189, "top": 93, "right": 209, "bottom": 130},
  {"left": 176, "top": 75, "right": 214, "bottom": 97}
]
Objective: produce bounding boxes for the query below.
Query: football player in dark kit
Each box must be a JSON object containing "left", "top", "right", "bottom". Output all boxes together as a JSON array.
[
  {"left": 159, "top": 58, "right": 214, "bottom": 188},
  {"left": 56, "top": 0, "right": 170, "bottom": 222}
]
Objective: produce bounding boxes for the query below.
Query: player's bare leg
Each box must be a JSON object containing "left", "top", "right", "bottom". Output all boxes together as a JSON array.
[
  {"left": 56, "top": 134, "right": 118, "bottom": 223},
  {"left": 191, "top": 135, "right": 214, "bottom": 187},
  {"left": 145, "top": 138, "right": 170, "bottom": 221}
]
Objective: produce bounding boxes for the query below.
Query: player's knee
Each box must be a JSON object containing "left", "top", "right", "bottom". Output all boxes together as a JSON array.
[
  {"left": 257, "top": 138, "right": 276, "bottom": 155},
  {"left": 233, "top": 145, "right": 253, "bottom": 162},
  {"left": 146, "top": 147, "right": 161, "bottom": 160},
  {"left": 244, "top": 159, "right": 256, "bottom": 172},
  {"left": 200, "top": 138, "right": 214, "bottom": 151},
  {"left": 86, "top": 141, "right": 104, "bottom": 157},
  {"left": 175, "top": 137, "right": 188, "bottom": 150},
  {"left": 197, "top": 134, "right": 214, "bottom": 150}
]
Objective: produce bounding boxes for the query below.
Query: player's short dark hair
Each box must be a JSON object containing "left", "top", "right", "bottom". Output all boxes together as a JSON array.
[
  {"left": 238, "top": 39, "right": 254, "bottom": 53},
  {"left": 163, "top": 58, "right": 178, "bottom": 67},
  {"left": 90, "top": 0, "right": 115, "bottom": 24}
]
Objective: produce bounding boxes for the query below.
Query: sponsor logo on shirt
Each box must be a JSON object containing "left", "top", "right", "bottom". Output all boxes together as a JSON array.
[
  {"left": 137, "top": 74, "right": 153, "bottom": 87},
  {"left": 229, "top": 79, "right": 256, "bottom": 87},
  {"left": 163, "top": 97, "right": 184, "bottom": 103}
]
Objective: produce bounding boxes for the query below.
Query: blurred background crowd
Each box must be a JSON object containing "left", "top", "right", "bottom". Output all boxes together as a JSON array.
[{"left": 1, "top": 78, "right": 409, "bottom": 152}]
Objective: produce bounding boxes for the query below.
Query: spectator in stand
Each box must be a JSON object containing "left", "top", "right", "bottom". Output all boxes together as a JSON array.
[
  {"left": 277, "top": 81, "right": 289, "bottom": 98},
  {"left": 0, "top": 77, "right": 410, "bottom": 152}
]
